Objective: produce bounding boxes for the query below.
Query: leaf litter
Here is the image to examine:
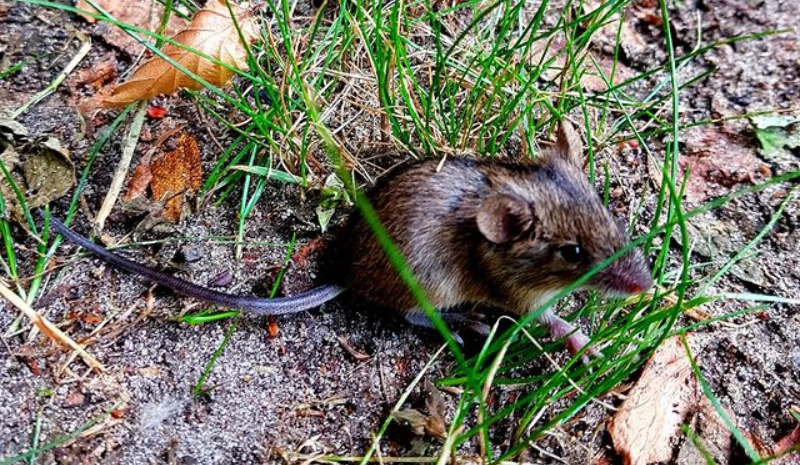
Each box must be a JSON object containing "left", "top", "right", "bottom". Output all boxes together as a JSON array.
[
  {"left": 0, "top": 118, "right": 75, "bottom": 222},
  {"left": 86, "top": 0, "right": 261, "bottom": 109},
  {"left": 609, "top": 334, "right": 795, "bottom": 465},
  {"left": 75, "top": 0, "right": 188, "bottom": 55},
  {"left": 392, "top": 380, "right": 448, "bottom": 439}
]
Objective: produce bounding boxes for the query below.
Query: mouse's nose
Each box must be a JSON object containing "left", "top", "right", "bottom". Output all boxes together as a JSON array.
[
  {"left": 624, "top": 274, "right": 654, "bottom": 295},
  {"left": 597, "top": 249, "right": 654, "bottom": 296}
]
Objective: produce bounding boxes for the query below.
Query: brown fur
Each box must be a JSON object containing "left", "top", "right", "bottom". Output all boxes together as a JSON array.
[{"left": 342, "top": 122, "right": 653, "bottom": 316}]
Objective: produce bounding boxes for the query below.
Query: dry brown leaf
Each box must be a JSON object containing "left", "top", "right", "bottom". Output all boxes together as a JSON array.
[
  {"left": 392, "top": 409, "right": 447, "bottom": 439},
  {"left": 91, "top": 0, "right": 260, "bottom": 108},
  {"left": 123, "top": 159, "right": 153, "bottom": 201},
  {"left": 675, "top": 395, "right": 739, "bottom": 464},
  {"left": 391, "top": 380, "right": 448, "bottom": 439},
  {"left": 75, "top": 0, "right": 187, "bottom": 55},
  {"left": 772, "top": 410, "right": 800, "bottom": 465},
  {"left": 149, "top": 133, "right": 202, "bottom": 222},
  {"left": 1, "top": 119, "right": 76, "bottom": 222},
  {"left": 608, "top": 335, "right": 700, "bottom": 465},
  {"left": 70, "top": 57, "right": 117, "bottom": 91}
]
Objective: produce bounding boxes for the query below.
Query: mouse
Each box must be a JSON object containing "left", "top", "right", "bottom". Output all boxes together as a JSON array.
[{"left": 48, "top": 120, "right": 653, "bottom": 357}]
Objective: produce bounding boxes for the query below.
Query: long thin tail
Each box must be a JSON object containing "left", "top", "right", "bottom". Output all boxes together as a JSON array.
[{"left": 48, "top": 215, "right": 345, "bottom": 315}]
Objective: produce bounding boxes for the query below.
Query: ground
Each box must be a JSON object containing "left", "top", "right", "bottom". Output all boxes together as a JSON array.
[{"left": 0, "top": 0, "right": 799, "bottom": 464}]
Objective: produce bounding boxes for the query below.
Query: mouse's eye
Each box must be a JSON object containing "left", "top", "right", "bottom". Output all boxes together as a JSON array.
[{"left": 559, "top": 244, "right": 586, "bottom": 263}]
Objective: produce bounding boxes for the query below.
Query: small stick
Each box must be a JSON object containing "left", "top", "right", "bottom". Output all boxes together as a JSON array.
[
  {"left": 0, "top": 281, "right": 105, "bottom": 372},
  {"left": 94, "top": 101, "right": 148, "bottom": 231}
]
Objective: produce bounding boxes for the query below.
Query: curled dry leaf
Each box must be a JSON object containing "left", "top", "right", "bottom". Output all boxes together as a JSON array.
[
  {"left": 149, "top": 132, "right": 203, "bottom": 222},
  {"left": 90, "top": 0, "right": 260, "bottom": 109},
  {"left": 123, "top": 159, "right": 153, "bottom": 201},
  {"left": 391, "top": 380, "right": 448, "bottom": 439},
  {"left": 675, "top": 395, "right": 741, "bottom": 465},
  {"left": 0, "top": 119, "right": 75, "bottom": 222}
]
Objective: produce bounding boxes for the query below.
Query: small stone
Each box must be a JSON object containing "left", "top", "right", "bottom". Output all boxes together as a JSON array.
[
  {"left": 178, "top": 245, "right": 202, "bottom": 263},
  {"left": 791, "top": 347, "right": 800, "bottom": 373},
  {"left": 64, "top": 390, "right": 86, "bottom": 407}
]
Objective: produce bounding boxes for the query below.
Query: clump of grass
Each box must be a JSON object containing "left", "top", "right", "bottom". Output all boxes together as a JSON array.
[{"left": 7, "top": 0, "right": 799, "bottom": 462}]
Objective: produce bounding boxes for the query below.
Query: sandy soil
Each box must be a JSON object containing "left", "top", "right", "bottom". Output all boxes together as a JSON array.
[{"left": 1, "top": 0, "right": 798, "bottom": 464}]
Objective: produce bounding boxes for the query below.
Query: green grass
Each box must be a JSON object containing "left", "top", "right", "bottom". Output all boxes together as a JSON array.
[{"left": 4, "top": 0, "right": 800, "bottom": 463}]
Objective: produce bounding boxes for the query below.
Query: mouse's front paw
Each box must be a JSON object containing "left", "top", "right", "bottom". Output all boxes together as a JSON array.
[{"left": 564, "top": 331, "right": 602, "bottom": 364}]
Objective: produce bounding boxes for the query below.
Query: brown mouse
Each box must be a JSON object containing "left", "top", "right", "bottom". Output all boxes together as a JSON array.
[{"left": 48, "top": 121, "right": 653, "bottom": 357}]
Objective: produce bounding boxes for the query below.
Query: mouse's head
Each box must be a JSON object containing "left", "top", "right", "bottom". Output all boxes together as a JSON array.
[{"left": 475, "top": 121, "right": 653, "bottom": 301}]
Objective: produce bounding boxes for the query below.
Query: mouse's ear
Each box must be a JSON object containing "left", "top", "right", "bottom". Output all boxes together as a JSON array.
[
  {"left": 552, "top": 120, "right": 584, "bottom": 168},
  {"left": 477, "top": 194, "right": 535, "bottom": 244}
]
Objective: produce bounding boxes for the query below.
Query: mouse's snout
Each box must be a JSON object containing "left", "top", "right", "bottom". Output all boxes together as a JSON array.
[{"left": 593, "top": 248, "right": 654, "bottom": 298}]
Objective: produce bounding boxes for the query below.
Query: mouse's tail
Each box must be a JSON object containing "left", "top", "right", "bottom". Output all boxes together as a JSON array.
[{"left": 48, "top": 214, "right": 345, "bottom": 315}]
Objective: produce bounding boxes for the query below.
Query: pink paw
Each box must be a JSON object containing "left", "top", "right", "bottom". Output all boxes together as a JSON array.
[
  {"left": 537, "top": 310, "right": 602, "bottom": 364},
  {"left": 564, "top": 331, "right": 602, "bottom": 364}
]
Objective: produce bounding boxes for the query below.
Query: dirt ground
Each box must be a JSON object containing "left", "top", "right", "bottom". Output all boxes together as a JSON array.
[{"left": 1, "top": 0, "right": 799, "bottom": 464}]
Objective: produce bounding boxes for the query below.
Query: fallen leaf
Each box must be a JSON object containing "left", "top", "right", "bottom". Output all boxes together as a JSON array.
[
  {"left": 116, "top": 195, "right": 169, "bottom": 233},
  {"left": 675, "top": 396, "right": 737, "bottom": 465},
  {"left": 123, "top": 160, "right": 153, "bottom": 201},
  {"left": 0, "top": 119, "right": 75, "bottom": 222},
  {"left": 292, "top": 236, "right": 326, "bottom": 269},
  {"left": 75, "top": 0, "right": 188, "bottom": 55},
  {"left": 392, "top": 380, "right": 448, "bottom": 439},
  {"left": 751, "top": 114, "right": 800, "bottom": 162},
  {"left": 773, "top": 410, "right": 800, "bottom": 465},
  {"left": 149, "top": 133, "right": 202, "bottom": 222},
  {"left": 677, "top": 126, "right": 766, "bottom": 203},
  {"left": 123, "top": 125, "right": 186, "bottom": 202},
  {"left": 91, "top": 0, "right": 261, "bottom": 108},
  {"left": 392, "top": 409, "right": 447, "bottom": 439},
  {"left": 609, "top": 335, "right": 701, "bottom": 465},
  {"left": 70, "top": 57, "right": 117, "bottom": 91}
]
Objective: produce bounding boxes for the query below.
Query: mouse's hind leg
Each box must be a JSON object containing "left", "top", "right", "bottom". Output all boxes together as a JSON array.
[{"left": 404, "top": 309, "right": 491, "bottom": 345}]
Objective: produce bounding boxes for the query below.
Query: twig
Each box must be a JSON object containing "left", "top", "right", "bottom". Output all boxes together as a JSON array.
[
  {"left": 95, "top": 101, "right": 148, "bottom": 231},
  {"left": 12, "top": 34, "right": 92, "bottom": 118},
  {"left": 0, "top": 281, "right": 105, "bottom": 372}
]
